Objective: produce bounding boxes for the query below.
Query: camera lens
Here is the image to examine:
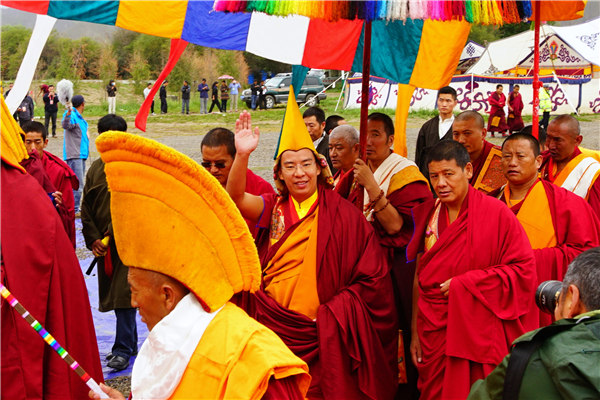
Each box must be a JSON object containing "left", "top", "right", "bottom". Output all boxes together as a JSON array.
[{"left": 535, "top": 280, "right": 563, "bottom": 314}]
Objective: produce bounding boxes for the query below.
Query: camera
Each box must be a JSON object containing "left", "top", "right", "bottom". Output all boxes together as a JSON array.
[{"left": 535, "top": 280, "right": 563, "bottom": 314}]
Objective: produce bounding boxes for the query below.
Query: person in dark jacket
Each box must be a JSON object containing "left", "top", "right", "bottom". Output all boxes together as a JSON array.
[
  {"left": 43, "top": 84, "right": 58, "bottom": 137},
  {"left": 17, "top": 94, "right": 34, "bottom": 127},
  {"left": 208, "top": 81, "right": 222, "bottom": 113},
  {"left": 468, "top": 247, "right": 600, "bottom": 400},
  {"left": 81, "top": 114, "right": 138, "bottom": 371},
  {"left": 159, "top": 81, "right": 168, "bottom": 114},
  {"left": 181, "top": 80, "right": 191, "bottom": 114}
]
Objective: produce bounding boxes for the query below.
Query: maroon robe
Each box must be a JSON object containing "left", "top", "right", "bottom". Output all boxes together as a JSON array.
[
  {"left": 487, "top": 92, "right": 508, "bottom": 134},
  {"left": 507, "top": 91, "right": 524, "bottom": 132},
  {"left": 338, "top": 170, "right": 431, "bottom": 399},
  {"left": 1, "top": 160, "right": 103, "bottom": 400},
  {"left": 245, "top": 168, "right": 275, "bottom": 237},
  {"left": 42, "top": 150, "right": 78, "bottom": 246},
  {"left": 499, "top": 180, "right": 600, "bottom": 326},
  {"left": 407, "top": 186, "right": 537, "bottom": 400},
  {"left": 242, "top": 186, "right": 398, "bottom": 400}
]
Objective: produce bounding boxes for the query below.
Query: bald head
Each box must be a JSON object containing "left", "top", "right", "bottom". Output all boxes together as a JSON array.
[
  {"left": 546, "top": 114, "right": 582, "bottom": 164},
  {"left": 329, "top": 125, "right": 360, "bottom": 172},
  {"left": 455, "top": 110, "right": 485, "bottom": 129}
]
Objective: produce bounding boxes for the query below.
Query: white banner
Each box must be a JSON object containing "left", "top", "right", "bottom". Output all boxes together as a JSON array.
[{"left": 5, "top": 14, "right": 56, "bottom": 114}]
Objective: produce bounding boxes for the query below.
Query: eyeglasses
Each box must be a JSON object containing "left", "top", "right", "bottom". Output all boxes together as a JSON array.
[
  {"left": 201, "top": 161, "right": 227, "bottom": 169},
  {"left": 281, "top": 161, "right": 316, "bottom": 173}
]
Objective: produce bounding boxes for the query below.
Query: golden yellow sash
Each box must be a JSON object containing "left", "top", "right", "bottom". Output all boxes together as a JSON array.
[
  {"left": 169, "top": 303, "right": 310, "bottom": 400},
  {"left": 263, "top": 209, "right": 320, "bottom": 320},
  {"left": 510, "top": 181, "right": 557, "bottom": 249}
]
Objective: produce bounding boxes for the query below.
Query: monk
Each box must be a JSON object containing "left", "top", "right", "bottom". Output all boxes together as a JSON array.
[
  {"left": 493, "top": 133, "right": 600, "bottom": 326},
  {"left": 507, "top": 85, "right": 524, "bottom": 133},
  {"left": 22, "top": 121, "right": 78, "bottom": 246},
  {"left": 407, "top": 140, "right": 537, "bottom": 400},
  {"left": 90, "top": 131, "right": 310, "bottom": 400},
  {"left": 487, "top": 84, "right": 508, "bottom": 137},
  {"left": 227, "top": 104, "right": 398, "bottom": 400},
  {"left": 201, "top": 127, "right": 274, "bottom": 236},
  {"left": 328, "top": 124, "right": 359, "bottom": 187},
  {"left": 540, "top": 114, "right": 600, "bottom": 218},
  {"left": 1, "top": 97, "right": 103, "bottom": 400},
  {"left": 339, "top": 112, "right": 431, "bottom": 399},
  {"left": 453, "top": 110, "right": 506, "bottom": 194}
]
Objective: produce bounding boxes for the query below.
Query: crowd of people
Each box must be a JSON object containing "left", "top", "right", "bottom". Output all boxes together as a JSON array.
[{"left": 2, "top": 80, "right": 600, "bottom": 400}]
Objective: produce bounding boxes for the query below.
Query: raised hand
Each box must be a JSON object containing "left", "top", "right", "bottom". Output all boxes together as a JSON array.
[{"left": 234, "top": 110, "right": 260, "bottom": 155}]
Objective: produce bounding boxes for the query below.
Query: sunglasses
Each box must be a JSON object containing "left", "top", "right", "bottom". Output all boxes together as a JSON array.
[{"left": 201, "top": 161, "right": 227, "bottom": 169}]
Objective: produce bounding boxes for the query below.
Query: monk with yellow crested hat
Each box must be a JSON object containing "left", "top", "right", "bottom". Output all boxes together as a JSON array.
[
  {"left": 89, "top": 132, "right": 310, "bottom": 400},
  {"left": 226, "top": 89, "right": 399, "bottom": 399}
]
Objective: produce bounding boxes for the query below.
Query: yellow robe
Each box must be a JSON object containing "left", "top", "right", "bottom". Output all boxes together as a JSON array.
[{"left": 169, "top": 302, "right": 310, "bottom": 399}]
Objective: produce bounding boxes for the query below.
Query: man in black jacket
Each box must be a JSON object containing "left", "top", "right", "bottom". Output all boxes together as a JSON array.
[
  {"left": 159, "top": 81, "right": 168, "bottom": 114},
  {"left": 43, "top": 84, "right": 58, "bottom": 137},
  {"left": 303, "top": 106, "right": 334, "bottom": 173},
  {"left": 181, "top": 80, "right": 191, "bottom": 114}
]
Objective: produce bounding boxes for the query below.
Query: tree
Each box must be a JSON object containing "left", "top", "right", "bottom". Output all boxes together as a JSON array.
[
  {"left": 1, "top": 26, "right": 31, "bottom": 80},
  {"left": 129, "top": 50, "right": 151, "bottom": 96},
  {"left": 98, "top": 44, "right": 118, "bottom": 82}
]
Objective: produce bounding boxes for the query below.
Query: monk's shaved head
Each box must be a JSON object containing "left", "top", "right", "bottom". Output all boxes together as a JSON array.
[
  {"left": 330, "top": 125, "right": 359, "bottom": 147},
  {"left": 502, "top": 133, "right": 540, "bottom": 157},
  {"left": 548, "top": 115, "right": 580, "bottom": 138},
  {"left": 455, "top": 111, "right": 485, "bottom": 129}
]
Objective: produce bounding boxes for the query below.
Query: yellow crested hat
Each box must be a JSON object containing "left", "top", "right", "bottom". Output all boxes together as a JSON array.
[
  {"left": 273, "top": 87, "right": 333, "bottom": 194},
  {"left": 1, "top": 96, "right": 28, "bottom": 172},
  {"left": 96, "top": 131, "right": 261, "bottom": 312}
]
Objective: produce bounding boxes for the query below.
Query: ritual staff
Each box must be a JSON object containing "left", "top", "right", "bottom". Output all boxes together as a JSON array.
[
  {"left": 453, "top": 110, "right": 506, "bottom": 194},
  {"left": 507, "top": 85, "right": 524, "bottom": 133},
  {"left": 487, "top": 84, "right": 508, "bottom": 137},
  {"left": 1, "top": 97, "right": 103, "bottom": 399},
  {"left": 540, "top": 115, "right": 600, "bottom": 218},
  {"left": 407, "top": 140, "right": 537, "bottom": 400},
  {"left": 22, "top": 121, "right": 78, "bottom": 246},
  {"left": 328, "top": 124, "right": 359, "bottom": 187},
  {"left": 339, "top": 112, "right": 431, "bottom": 399},
  {"left": 91, "top": 131, "right": 310, "bottom": 400},
  {"left": 81, "top": 115, "right": 137, "bottom": 371},
  {"left": 200, "top": 127, "right": 274, "bottom": 236},
  {"left": 494, "top": 133, "right": 600, "bottom": 326},
  {"left": 415, "top": 86, "right": 458, "bottom": 180},
  {"left": 227, "top": 97, "right": 398, "bottom": 400}
]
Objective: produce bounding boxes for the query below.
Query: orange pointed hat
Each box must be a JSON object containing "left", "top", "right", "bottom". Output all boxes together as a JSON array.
[
  {"left": 96, "top": 132, "right": 261, "bottom": 312},
  {"left": 273, "top": 86, "right": 333, "bottom": 194},
  {"left": 1, "top": 96, "right": 28, "bottom": 172}
]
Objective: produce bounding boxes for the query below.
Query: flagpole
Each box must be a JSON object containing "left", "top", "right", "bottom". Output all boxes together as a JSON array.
[
  {"left": 532, "top": 1, "right": 541, "bottom": 139},
  {"left": 358, "top": 20, "right": 372, "bottom": 210}
]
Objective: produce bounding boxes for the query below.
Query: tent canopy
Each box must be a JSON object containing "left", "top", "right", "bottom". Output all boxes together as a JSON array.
[{"left": 467, "top": 17, "right": 600, "bottom": 75}]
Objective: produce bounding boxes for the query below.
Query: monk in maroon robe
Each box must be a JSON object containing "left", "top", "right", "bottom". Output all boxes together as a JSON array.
[
  {"left": 228, "top": 110, "right": 398, "bottom": 400},
  {"left": 493, "top": 133, "right": 600, "bottom": 326},
  {"left": 507, "top": 85, "right": 524, "bottom": 133},
  {"left": 487, "top": 84, "right": 508, "bottom": 137},
  {"left": 1, "top": 159, "right": 103, "bottom": 399},
  {"left": 23, "top": 121, "right": 78, "bottom": 246},
  {"left": 540, "top": 115, "right": 600, "bottom": 219},
  {"left": 408, "top": 140, "right": 537, "bottom": 400},
  {"left": 453, "top": 111, "right": 505, "bottom": 194}
]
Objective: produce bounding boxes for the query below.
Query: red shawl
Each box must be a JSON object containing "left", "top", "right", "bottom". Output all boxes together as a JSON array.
[
  {"left": 243, "top": 186, "right": 398, "bottom": 400},
  {"left": 1, "top": 161, "right": 102, "bottom": 400},
  {"left": 407, "top": 186, "right": 537, "bottom": 399}
]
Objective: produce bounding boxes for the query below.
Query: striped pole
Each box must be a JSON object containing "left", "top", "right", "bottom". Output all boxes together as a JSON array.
[{"left": 0, "top": 283, "right": 108, "bottom": 399}]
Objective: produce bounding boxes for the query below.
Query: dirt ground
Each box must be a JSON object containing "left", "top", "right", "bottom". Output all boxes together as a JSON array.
[{"left": 45, "top": 114, "right": 600, "bottom": 186}]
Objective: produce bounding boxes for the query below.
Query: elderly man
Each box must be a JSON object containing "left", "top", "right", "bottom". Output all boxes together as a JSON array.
[
  {"left": 540, "top": 115, "right": 600, "bottom": 218},
  {"left": 407, "top": 140, "right": 537, "bottom": 400},
  {"left": 468, "top": 247, "right": 600, "bottom": 399},
  {"left": 339, "top": 112, "right": 431, "bottom": 399},
  {"left": 453, "top": 110, "right": 506, "bottom": 194},
  {"left": 201, "top": 127, "right": 274, "bottom": 236},
  {"left": 328, "top": 124, "right": 359, "bottom": 186},
  {"left": 227, "top": 100, "right": 398, "bottom": 399},
  {"left": 90, "top": 131, "right": 309, "bottom": 400},
  {"left": 494, "top": 133, "right": 600, "bottom": 326}
]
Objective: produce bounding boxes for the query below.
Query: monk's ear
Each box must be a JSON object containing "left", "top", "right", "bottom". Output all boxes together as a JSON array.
[
  {"left": 481, "top": 128, "right": 487, "bottom": 139},
  {"left": 575, "top": 135, "right": 583, "bottom": 146},
  {"left": 535, "top": 155, "right": 543, "bottom": 170},
  {"left": 162, "top": 284, "right": 178, "bottom": 312},
  {"left": 464, "top": 162, "right": 474, "bottom": 180},
  {"left": 353, "top": 143, "right": 360, "bottom": 155}
]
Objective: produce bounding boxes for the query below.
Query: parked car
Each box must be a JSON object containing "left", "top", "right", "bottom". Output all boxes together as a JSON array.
[{"left": 241, "top": 74, "right": 326, "bottom": 109}]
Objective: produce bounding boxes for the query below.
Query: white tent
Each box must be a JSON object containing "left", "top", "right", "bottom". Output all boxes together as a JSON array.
[
  {"left": 467, "top": 17, "right": 600, "bottom": 75},
  {"left": 460, "top": 40, "right": 485, "bottom": 61}
]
